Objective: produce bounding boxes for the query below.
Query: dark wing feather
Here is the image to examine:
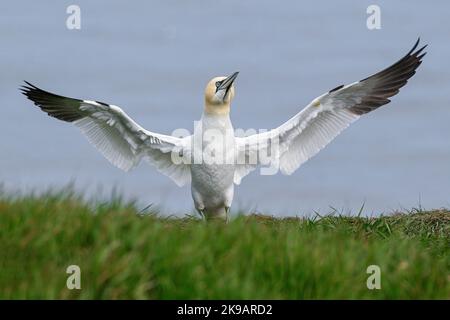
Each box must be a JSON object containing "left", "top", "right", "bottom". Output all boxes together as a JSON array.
[
  {"left": 20, "top": 81, "right": 84, "bottom": 122},
  {"left": 348, "top": 38, "right": 427, "bottom": 115},
  {"left": 20, "top": 81, "right": 192, "bottom": 185}
]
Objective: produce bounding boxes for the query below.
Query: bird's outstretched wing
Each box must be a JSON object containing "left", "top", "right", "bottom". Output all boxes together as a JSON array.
[
  {"left": 234, "top": 39, "right": 427, "bottom": 184},
  {"left": 21, "top": 83, "right": 191, "bottom": 186}
]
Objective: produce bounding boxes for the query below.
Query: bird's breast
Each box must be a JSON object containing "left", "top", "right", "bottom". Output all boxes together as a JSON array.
[
  {"left": 191, "top": 116, "right": 237, "bottom": 167},
  {"left": 191, "top": 163, "right": 235, "bottom": 201},
  {"left": 190, "top": 118, "right": 236, "bottom": 195}
]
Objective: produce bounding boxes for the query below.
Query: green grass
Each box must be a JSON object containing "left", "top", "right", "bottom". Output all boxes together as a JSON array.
[{"left": 0, "top": 190, "right": 448, "bottom": 299}]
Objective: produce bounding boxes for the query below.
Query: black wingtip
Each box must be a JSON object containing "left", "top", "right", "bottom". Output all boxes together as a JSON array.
[
  {"left": 359, "top": 38, "right": 427, "bottom": 83},
  {"left": 411, "top": 38, "right": 429, "bottom": 56},
  {"left": 409, "top": 38, "right": 420, "bottom": 54},
  {"left": 328, "top": 84, "right": 344, "bottom": 93},
  {"left": 414, "top": 43, "right": 427, "bottom": 54},
  {"left": 22, "top": 80, "right": 37, "bottom": 89},
  {"left": 417, "top": 52, "right": 427, "bottom": 60},
  {"left": 20, "top": 81, "right": 85, "bottom": 123},
  {"left": 20, "top": 81, "right": 38, "bottom": 95},
  {"left": 20, "top": 82, "right": 31, "bottom": 96},
  {"left": 407, "top": 37, "right": 422, "bottom": 56}
]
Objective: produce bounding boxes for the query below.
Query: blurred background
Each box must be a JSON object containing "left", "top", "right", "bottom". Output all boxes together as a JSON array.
[{"left": 1, "top": 1, "right": 449, "bottom": 216}]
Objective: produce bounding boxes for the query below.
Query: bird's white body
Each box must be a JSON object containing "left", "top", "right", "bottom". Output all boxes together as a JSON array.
[
  {"left": 22, "top": 39, "right": 426, "bottom": 221},
  {"left": 191, "top": 113, "right": 235, "bottom": 219}
]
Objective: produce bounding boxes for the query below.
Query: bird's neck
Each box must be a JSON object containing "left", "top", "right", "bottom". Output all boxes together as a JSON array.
[
  {"left": 204, "top": 101, "right": 231, "bottom": 116},
  {"left": 201, "top": 110, "right": 232, "bottom": 131}
]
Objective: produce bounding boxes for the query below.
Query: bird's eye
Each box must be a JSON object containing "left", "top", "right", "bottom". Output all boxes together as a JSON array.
[{"left": 215, "top": 81, "right": 221, "bottom": 88}]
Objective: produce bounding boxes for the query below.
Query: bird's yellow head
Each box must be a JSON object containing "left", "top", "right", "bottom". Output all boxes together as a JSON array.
[{"left": 204, "top": 72, "right": 238, "bottom": 115}]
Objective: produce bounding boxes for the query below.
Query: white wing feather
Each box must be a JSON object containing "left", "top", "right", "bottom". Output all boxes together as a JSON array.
[
  {"left": 235, "top": 39, "right": 426, "bottom": 184},
  {"left": 21, "top": 85, "right": 191, "bottom": 187}
]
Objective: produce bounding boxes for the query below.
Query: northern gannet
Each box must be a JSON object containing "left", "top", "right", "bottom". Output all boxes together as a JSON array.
[{"left": 21, "top": 39, "right": 426, "bottom": 220}]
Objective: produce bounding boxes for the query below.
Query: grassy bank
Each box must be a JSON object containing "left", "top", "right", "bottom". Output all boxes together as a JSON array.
[{"left": 0, "top": 191, "right": 448, "bottom": 299}]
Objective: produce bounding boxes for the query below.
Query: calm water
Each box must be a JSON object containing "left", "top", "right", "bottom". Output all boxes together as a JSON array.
[{"left": 1, "top": 1, "right": 449, "bottom": 216}]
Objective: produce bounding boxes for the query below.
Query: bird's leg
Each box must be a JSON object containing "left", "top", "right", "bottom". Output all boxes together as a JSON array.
[
  {"left": 225, "top": 206, "right": 230, "bottom": 224},
  {"left": 196, "top": 208, "right": 206, "bottom": 221}
]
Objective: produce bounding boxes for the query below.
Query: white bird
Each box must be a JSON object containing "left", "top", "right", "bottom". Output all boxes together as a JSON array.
[{"left": 21, "top": 39, "right": 426, "bottom": 220}]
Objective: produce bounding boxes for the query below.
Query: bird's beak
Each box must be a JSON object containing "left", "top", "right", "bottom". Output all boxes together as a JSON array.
[{"left": 218, "top": 71, "right": 239, "bottom": 98}]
